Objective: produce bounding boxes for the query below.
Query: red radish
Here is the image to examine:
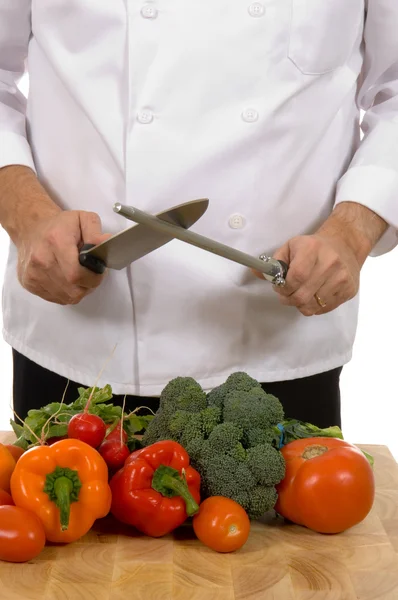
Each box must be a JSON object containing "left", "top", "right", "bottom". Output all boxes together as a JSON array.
[
  {"left": 98, "top": 440, "right": 130, "bottom": 471},
  {"left": 68, "top": 413, "right": 106, "bottom": 448},
  {"left": 106, "top": 422, "right": 128, "bottom": 444}
]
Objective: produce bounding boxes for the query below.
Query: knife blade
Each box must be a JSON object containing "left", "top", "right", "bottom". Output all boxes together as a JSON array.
[
  {"left": 79, "top": 198, "right": 209, "bottom": 274},
  {"left": 113, "top": 203, "right": 288, "bottom": 286}
]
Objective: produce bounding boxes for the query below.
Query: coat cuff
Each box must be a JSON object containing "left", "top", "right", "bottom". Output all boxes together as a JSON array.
[
  {"left": 335, "top": 165, "right": 398, "bottom": 257},
  {"left": 0, "top": 132, "right": 36, "bottom": 173}
]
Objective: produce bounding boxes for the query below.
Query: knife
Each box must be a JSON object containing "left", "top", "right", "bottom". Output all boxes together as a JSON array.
[
  {"left": 78, "top": 198, "right": 209, "bottom": 274},
  {"left": 80, "top": 199, "right": 288, "bottom": 286}
]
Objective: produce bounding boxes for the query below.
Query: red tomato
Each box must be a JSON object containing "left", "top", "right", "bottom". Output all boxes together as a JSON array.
[
  {"left": 5, "top": 445, "right": 25, "bottom": 462},
  {"left": 275, "top": 437, "right": 375, "bottom": 534},
  {"left": 0, "top": 489, "right": 14, "bottom": 505},
  {"left": 0, "top": 444, "right": 16, "bottom": 493},
  {"left": 0, "top": 506, "right": 46, "bottom": 562},
  {"left": 193, "top": 496, "right": 250, "bottom": 553}
]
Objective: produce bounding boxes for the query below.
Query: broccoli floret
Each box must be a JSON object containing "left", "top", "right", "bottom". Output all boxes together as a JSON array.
[
  {"left": 224, "top": 371, "right": 261, "bottom": 393},
  {"left": 141, "top": 411, "right": 171, "bottom": 446},
  {"left": 223, "top": 387, "right": 284, "bottom": 445},
  {"left": 248, "top": 486, "right": 278, "bottom": 520},
  {"left": 207, "top": 422, "right": 243, "bottom": 454},
  {"left": 230, "top": 490, "right": 251, "bottom": 512},
  {"left": 160, "top": 376, "right": 207, "bottom": 414},
  {"left": 207, "top": 383, "right": 229, "bottom": 410},
  {"left": 245, "top": 427, "right": 276, "bottom": 448},
  {"left": 201, "top": 405, "right": 222, "bottom": 436},
  {"left": 200, "top": 454, "right": 257, "bottom": 498},
  {"left": 179, "top": 413, "right": 204, "bottom": 448},
  {"left": 246, "top": 444, "right": 285, "bottom": 486}
]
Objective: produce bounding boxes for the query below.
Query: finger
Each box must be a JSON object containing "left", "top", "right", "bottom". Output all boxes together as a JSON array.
[
  {"left": 79, "top": 211, "right": 107, "bottom": 247},
  {"left": 312, "top": 271, "right": 357, "bottom": 315},
  {"left": 275, "top": 239, "right": 318, "bottom": 297}
]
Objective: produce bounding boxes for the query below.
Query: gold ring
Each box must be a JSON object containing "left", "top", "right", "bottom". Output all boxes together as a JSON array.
[{"left": 315, "top": 293, "right": 327, "bottom": 308}]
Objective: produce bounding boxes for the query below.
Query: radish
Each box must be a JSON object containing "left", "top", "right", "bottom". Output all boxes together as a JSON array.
[
  {"left": 68, "top": 413, "right": 106, "bottom": 448},
  {"left": 67, "top": 351, "right": 118, "bottom": 448},
  {"left": 106, "top": 421, "right": 128, "bottom": 444},
  {"left": 98, "top": 439, "right": 130, "bottom": 471}
]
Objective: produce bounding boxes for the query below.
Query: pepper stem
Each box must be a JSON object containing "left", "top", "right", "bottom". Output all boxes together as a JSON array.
[
  {"left": 43, "top": 466, "right": 82, "bottom": 531},
  {"left": 151, "top": 465, "right": 199, "bottom": 516}
]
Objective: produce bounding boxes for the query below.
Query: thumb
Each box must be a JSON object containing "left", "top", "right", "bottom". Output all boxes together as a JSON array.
[
  {"left": 79, "top": 211, "right": 110, "bottom": 246},
  {"left": 251, "top": 242, "right": 291, "bottom": 281}
]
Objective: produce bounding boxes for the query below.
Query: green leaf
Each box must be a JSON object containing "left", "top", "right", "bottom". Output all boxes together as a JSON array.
[
  {"left": 45, "top": 423, "right": 68, "bottom": 438},
  {"left": 10, "top": 419, "right": 25, "bottom": 438},
  {"left": 13, "top": 436, "right": 29, "bottom": 450},
  {"left": 41, "top": 403, "right": 62, "bottom": 416},
  {"left": 124, "top": 414, "right": 154, "bottom": 435}
]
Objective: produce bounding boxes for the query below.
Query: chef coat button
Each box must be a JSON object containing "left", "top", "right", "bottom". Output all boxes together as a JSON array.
[
  {"left": 241, "top": 108, "right": 259, "bottom": 123},
  {"left": 141, "top": 3, "right": 158, "bottom": 18},
  {"left": 248, "top": 2, "right": 266, "bottom": 17},
  {"left": 229, "top": 214, "right": 245, "bottom": 229},
  {"left": 137, "top": 109, "right": 154, "bottom": 124}
]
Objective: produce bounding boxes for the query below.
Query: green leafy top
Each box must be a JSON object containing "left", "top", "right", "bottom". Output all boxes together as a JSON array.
[{"left": 10, "top": 384, "right": 153, "bottom": 450}]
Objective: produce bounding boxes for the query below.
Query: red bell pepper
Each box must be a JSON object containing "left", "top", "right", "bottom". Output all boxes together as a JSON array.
[{"left": 109, "top": 440, "right": 201, "bottom": 537}]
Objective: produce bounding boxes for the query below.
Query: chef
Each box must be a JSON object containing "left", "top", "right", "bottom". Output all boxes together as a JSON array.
[{"left": 0, "top": 1, "right": 396, "bottom": 429}]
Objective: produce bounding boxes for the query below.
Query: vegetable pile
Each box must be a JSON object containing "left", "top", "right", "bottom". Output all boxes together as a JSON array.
[
  {"left": 141, "top": 371, "right": 351, "bottom": 518},
  {"left": 0, "top": 369, "right": 377, "bottom": 564}
]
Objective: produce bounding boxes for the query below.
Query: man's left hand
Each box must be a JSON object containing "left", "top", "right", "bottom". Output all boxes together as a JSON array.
[
  {"left": 254, "top": 202, "right": 388, "bottom": 317},
  {"left": 268, "top": 232, "right": 360, "bottom": 316}
]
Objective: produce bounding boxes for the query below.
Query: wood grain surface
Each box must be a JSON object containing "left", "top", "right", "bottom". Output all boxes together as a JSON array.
[{"left": 1, "top": 431, "right": 397, "bottom": 600}]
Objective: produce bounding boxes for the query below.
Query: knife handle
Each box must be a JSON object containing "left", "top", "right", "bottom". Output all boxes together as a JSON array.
[{"left": 79, "top": 244, "right": 107, "bottom": 274}]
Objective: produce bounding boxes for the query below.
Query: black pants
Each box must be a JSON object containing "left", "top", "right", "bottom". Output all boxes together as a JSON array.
[{"left": 12, "top": 349, "right": 342, "bottom": 428}]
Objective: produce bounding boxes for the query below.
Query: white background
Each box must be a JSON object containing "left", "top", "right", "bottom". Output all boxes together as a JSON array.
[{"left": 1, "top": 76, "right": 397, "bottom": 459}]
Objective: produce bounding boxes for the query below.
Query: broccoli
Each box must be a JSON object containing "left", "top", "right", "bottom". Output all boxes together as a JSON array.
[
  {"left": 246, "top": 444, "right": 285, "bottom": 486},
  {"left": 142, "top": 371, "right": 287, "bottom": 519},
  {"left": 160, "top": 376, "right": 207, "bottom": 414},
  {"left": 223, "top": 387, "right": 284, "bottom": 441},
  {"left": 206, "top": 372, "right": 259, "bottom": 410},
  {"left": 224, "top": 371, "right": 262, "bottom": 393},
  {"left": 248, "top": 486, "right": 279, "bottom": 520},
  {"left": 207, "top": 383, "right": 228, "bottom": 410},
  {"left": 201, "top": 405, "right": 222, "bottom": 437},
  {"left": 141, "top": 377, "right": 222, "bottom": 447},
  {"left": 245, "top": 427, "right": 276, "bottom": 448}
]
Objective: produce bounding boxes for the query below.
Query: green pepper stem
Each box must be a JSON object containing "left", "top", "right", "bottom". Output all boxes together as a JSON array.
[
  {"left": 54, "top": 477, "right": 73, "bottom": 530},
  {"left": 151, "top": 465, "right": 199, "bottom": 517},
  {"left": 43, "top": 466, "right": 82, "bottom": 531},
  {"left": 162, "top": 474, "right": 199, "bottom": 516}
]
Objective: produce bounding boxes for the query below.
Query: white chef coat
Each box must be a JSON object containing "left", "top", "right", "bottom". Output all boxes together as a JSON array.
[{"left": 1, "top": 0, "right": 398, "bottom": 396}]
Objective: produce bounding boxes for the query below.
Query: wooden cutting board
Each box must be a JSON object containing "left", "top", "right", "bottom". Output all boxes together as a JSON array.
[{"left": 1, "top": 431, "right": 397, "bottom": 600}]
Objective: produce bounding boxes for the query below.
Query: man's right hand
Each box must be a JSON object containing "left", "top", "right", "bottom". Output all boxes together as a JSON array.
[
  {"left": 0, "top": 166, "right": 110, "bottom": 306},
  {"left": 17, "top": 210, "right": 110, "bottom": 305}
]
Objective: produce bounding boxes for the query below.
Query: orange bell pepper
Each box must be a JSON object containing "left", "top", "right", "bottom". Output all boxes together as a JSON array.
[{"left": 10, "top": 438, "right": 112, "bottom": 543}]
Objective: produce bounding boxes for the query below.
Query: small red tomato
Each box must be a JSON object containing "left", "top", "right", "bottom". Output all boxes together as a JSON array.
[
  {"left": 193, "top": 497, "right": 250, "bottom": 553},
  {"left": 0, "top": 506, "right": 46, "bottom": 562},
  {"left": 67, "top": 413, "right": 106, "bottom": 448},
  {"left": 0, "top": 489, "right": 14, "bottom": 505}
]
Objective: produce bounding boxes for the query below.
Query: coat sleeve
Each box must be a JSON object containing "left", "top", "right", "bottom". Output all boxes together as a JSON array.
[
  {"left": 335, "top": 0, "right": 398, "bottom": 255},
  {"left": 0, "top": 0, "right": 36, "bottom": 172}
]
